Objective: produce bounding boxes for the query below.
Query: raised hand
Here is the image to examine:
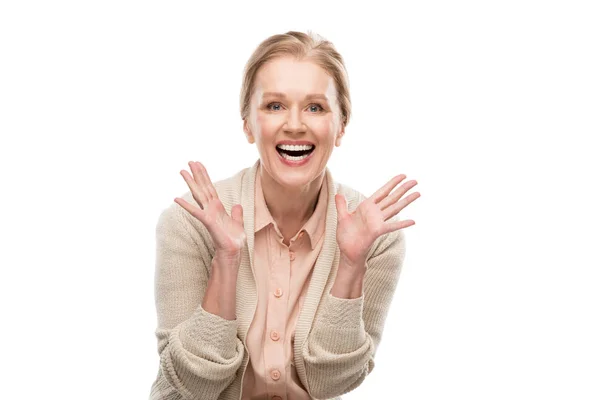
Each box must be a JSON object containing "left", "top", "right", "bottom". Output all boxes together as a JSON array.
[
  {"left": 174, "top": 161, "right": 247, "bottom": 256},
  {"left": 335, "top": 174, "right": 420, "bottom": 268}
]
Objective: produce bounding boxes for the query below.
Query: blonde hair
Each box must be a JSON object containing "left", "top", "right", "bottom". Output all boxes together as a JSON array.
[{"left": 239, "top": 30, "right": 352, "bottom": 128}]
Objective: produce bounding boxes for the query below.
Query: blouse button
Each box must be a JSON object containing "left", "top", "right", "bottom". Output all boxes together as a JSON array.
[
  {"left": 271, "top": 369, "right": 281, "bottom": 380},
  {"left": 274, "top": 288, "right": 283, "bottom": 297},
  {"left": 289, "top": 251, "right": 296, "bottom": 261},
  {"left": 270, "top": 330, "right": 280, "bottom": 341}
]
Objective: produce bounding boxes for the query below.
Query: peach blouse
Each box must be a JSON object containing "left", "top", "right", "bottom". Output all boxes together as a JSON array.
[{"left": 241, "top": 171, "right": 328, "bottom": 400}]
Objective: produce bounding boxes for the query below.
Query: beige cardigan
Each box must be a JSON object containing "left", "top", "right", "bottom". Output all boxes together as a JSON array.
[{"left": 149, "top": 159, "right": 407, "bottom": 400}]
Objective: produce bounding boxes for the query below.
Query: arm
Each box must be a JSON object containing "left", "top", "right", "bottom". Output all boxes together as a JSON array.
[
  {"left": 151, "top": 204, "right": 244, "bottom": 400},
  {"left": 301, "top": 228, "right": 406, "bottom": 399}
]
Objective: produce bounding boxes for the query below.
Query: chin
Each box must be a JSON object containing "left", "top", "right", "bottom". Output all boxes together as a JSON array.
[{"left": 273, "top": 171, "right": 313, "bottom": 188}]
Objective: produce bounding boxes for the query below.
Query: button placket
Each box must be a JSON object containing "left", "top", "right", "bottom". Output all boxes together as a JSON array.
[{"left": 263, "top": 235, "right": 288, "bottom": 394}]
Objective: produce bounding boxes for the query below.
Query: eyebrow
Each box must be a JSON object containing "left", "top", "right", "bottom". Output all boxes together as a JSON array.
[{"left": 262, "top": 92, "right": 328, "bottom": 101}]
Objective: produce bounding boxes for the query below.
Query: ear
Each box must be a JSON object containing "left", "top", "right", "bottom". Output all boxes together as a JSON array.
[
  {"left": 335, "top": 125, "right": 345, "bottom": 147},
  {"left": 243, "top": 119, "right": 255, "bottom": 144}
]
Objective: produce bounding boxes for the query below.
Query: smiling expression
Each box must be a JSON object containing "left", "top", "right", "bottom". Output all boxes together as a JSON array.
[{"left": 243, "top": 56, "right": 345, "bottom": 190}]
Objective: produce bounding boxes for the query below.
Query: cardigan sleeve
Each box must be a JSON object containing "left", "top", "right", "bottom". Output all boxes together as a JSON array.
[
  {"left": 150, "top": 204, "right": 245, "bottom": 400},
  {"left": 301, "top": 227, "right": 407, "bottom": 399}
]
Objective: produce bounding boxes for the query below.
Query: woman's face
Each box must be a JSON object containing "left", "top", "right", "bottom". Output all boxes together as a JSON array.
[{"left": 244, "top": 56, "right": 345, "bottom": 190}]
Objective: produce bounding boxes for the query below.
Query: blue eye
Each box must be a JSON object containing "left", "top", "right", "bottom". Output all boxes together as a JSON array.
[
  {"left": 267, "top": 102, "right": 282, "bottom": 111},
  {"left": 309, "top": 104, "right": 324, "bottom": 113}
]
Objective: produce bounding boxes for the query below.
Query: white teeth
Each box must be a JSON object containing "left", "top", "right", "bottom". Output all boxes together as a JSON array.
[
  {"left": 276, "top": 144, "right": 314, "bottom": 151},
  {"left": 281, "top": 152, "right": 311, "bottom": 161}
]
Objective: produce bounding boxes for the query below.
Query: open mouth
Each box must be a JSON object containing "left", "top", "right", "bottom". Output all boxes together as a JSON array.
[{"left": 276, "top": 144, "right": 315, "bottom": 161}]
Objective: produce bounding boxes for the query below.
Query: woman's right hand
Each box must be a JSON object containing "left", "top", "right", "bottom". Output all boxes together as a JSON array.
[{"left": 174, "top": 161, "right": 247, "bottom": 257}]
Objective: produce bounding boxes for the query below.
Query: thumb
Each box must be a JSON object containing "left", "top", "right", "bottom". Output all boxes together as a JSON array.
[
  {"left": 231, "top": 204, "right": 244, "bottom": 224},
  {"left": 335, "top": 194, "right": 349, "bottom": 220}
]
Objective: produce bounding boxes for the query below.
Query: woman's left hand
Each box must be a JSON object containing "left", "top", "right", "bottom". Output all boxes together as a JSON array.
[{"left": 335, "top": 174, "right": 420, "bottom": 269}]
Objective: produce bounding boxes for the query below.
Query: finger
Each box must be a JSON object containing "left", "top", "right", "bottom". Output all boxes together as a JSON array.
[
  {"left": 369, "top": 174, "right": 406, "bottom": 204},
  {"left": 231, "top": 204, "right": 243, "bottom": 224},
  {"left": 188, "top": 161, "right": 203, "bottom": 186},
  {"left": 195, "top": 161, "right": 218, "bottom": 200},
  {"left": 181, "top": 169, "right": 209, "bottom": 209},
  {"left": 379, "top": 180, "right": 418, "bottom": 210},
  {"left": 191, "top": 161, "right": 215, "bottom": 203},
  {"left": 335, "top": 194, "right": 349, "bottom": 219},
  {"left": 382, "top": 219, "right": 416, "bottom": 234},
  {"left": 382, "top": 191, "right": 421, "bottom": 221},
  {"left": 174, "top": 197, "right": 206, "bottom": 223}
]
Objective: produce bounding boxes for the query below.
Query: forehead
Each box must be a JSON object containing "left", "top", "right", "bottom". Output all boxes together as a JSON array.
[{"left": 254, "top": 57, "right": 336, "bottom": 99}]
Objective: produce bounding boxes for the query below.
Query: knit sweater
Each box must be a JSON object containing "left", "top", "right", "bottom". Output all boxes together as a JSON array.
[{"left": 149, "top": 159, "right": 407, "bottom": 400}]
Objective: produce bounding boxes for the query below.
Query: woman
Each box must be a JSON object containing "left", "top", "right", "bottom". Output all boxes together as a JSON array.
[{"left": 149, "top": 31, "right": 420, "bottom": 400}]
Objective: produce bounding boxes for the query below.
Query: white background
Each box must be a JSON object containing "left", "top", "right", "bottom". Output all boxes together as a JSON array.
[{"left": 1, "top": 1, "right": 599, "bottom": 399}]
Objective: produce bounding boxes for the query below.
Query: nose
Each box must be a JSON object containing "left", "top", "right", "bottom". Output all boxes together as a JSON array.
[{"left": 284, "top": 106, "right": 306, "bottom": 133}]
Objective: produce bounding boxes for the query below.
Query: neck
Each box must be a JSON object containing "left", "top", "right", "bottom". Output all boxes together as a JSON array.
[{"left": 259, "top": 164, "right": 324, "bottom": 227}]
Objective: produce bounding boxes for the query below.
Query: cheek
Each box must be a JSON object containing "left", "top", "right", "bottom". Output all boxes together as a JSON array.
[
  {"left": 307, "top": 117, "right": 337, "bottom": 140},
  {"left": 328, "top": 118, "right": 339, "bottom": 135},
  {"left": 256, "top": 113, "right": 280, "bottom": 134}
]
